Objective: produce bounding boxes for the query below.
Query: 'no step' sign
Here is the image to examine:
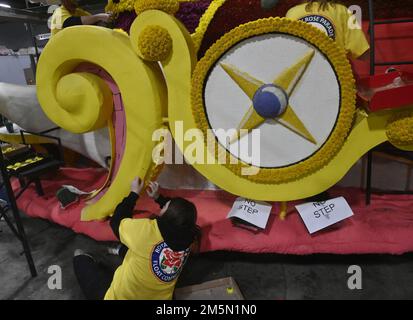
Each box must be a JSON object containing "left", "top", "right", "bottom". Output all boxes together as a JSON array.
[{"left": 295, "top": 197, "right": 354, "bottom": 234}]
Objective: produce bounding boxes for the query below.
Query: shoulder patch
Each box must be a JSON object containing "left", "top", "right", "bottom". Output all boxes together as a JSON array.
[{"left": 151, "top": 241, "right": 190, "bottom": 283}]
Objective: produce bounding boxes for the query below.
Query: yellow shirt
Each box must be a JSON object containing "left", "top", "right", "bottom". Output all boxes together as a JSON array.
[
  {"left": 286, "top": 2, "right": 369, "bottom": 59},
  {"left": 50, "top": 6, "right": 90, "bottom": 37},
  {"left": 104, "top": 218, "right": 190, "bottom": 300}
]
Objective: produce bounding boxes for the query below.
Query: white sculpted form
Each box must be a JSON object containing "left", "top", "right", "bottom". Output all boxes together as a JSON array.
[{"left": 0, "top": 82, "right": 110, "bottom": 168}]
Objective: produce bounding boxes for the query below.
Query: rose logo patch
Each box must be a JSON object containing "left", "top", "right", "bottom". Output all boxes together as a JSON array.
[{"left": 151, "top": 242, "right": 190, "bottom": 283}]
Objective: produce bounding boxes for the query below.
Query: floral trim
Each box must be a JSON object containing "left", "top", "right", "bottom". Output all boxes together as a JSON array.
[
  {"left": 386, "top": 111, "right": 413, "bottom": 147},
  {"left": 135, "top": 0, "right": 180, "bottom": 15},
  {"left": 191, "top": 18, "right": 356, "bottom": 184},
  {"left": 191, "top": 0, "right": 226, "bottom": 54},
  {"left": 137, "top": 25, "right": 173, "bottom": 61},
  {"left": 106, "top": 0, "right": 185, "bottom": 16},
  {"left": 105, "top": 0, "right": 135, "bottom": 17}
]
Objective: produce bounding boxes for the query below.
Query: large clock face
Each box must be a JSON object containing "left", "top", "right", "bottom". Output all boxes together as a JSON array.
[
  {"left": 191, "top": 18, "right": 355, "bottom": 184},
  {"left": 204, "top": 34, "right": 341, "bottom": 168}
]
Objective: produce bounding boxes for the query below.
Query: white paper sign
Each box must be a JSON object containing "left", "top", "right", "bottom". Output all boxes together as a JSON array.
[
  {"left": 227, "top": 197, "right": 272, "bottom": 229},
  {"left": 295, "top": 197, "right": 354, "bottom": 234},
  {"left": 62, "top": 185, "right": 95, "bottom": 195}
]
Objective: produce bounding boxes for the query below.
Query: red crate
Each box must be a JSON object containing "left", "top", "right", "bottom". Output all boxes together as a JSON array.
[{"left": 357, "top": 71, "right": 413, "bottom": 112}]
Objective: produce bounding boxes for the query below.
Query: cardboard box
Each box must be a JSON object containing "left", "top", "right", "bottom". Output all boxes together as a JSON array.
[{"left": 175, "top": 277, "right": 244, "bottom": 300}]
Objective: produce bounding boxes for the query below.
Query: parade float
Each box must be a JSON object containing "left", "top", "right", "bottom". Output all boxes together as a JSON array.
[{"left": 1, "top": 0, "right": 413, "bottom": 254}]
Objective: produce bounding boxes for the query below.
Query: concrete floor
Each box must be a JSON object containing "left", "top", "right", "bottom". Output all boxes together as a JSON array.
[{"left": 1, "top": 214, "right": 413, "bottom": 300}]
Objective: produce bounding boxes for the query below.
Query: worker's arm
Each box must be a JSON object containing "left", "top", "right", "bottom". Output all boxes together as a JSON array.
[
  {"left": 109, "top": 177, "right": 144, "bottom": 239},
  {"left": 80, "top": 13, "right": 111, "bottom": 25},
  {"left": 109, "top": 192, "right": 139, "bottom": 239},
  {"left": 62, "top": 13, "right": 110, "bottom": 29},
  {"left": 155, "top": 194, "right": 172, "bottom": 208},
  {"left": 147, "top": 181, "right": 171, "bottom": 208},
  {"left": 62, "top": 16, "right": 82, "bottom": 28}
]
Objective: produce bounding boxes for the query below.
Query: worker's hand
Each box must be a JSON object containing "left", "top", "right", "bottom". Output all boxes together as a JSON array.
[
  {"left": 131, "top": 177, "right": 144, "bottom": 194},
  {"left": 96, "top": 13, "right": 111, "bottom": 23},
  {"left": 146, "top": 181, "right": 160, "bottom": 199}
]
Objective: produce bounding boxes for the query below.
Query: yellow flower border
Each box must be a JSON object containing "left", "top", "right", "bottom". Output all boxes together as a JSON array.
[
  {"left": 106, "top": 0, "right": 199, "bottom": 16},
  {"left": 135, "top": 0, "right": 180, "bottom": 15},
  {"left": 105, "top": 0, "right": 135, "bottom": 16},
  {"left": 191, "top": 18, "right": 356, "bottom": 184},
  {"left": 191, "top": 0, "right": 227, "bottom": 54}
]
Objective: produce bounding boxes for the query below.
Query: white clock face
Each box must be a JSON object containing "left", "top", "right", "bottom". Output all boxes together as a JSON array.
[{"left": 204, "top": 34, "right": 341, "bottom": 168}]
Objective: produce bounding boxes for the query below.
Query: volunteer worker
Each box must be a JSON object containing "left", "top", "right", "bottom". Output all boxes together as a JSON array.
[
  {"left": 286, "top": 0, "right": 370, "bottom": 60},
  {"left": 50, "top": 0, "right": 111, "bottom": 37}
]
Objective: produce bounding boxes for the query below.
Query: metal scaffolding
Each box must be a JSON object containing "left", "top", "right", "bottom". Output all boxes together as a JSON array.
[{"left": 0, "top": 7, "right": 47, "bottom": 24}]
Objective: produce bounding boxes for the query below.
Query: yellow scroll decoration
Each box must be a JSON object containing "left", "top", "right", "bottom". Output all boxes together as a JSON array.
[{"left": 36, "top": 26, "right": 165, "bottom": 221}]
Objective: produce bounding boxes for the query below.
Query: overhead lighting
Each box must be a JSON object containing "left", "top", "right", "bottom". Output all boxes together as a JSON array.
[{"left": 0, "top": 3, "right": 11, "bottom": 8}]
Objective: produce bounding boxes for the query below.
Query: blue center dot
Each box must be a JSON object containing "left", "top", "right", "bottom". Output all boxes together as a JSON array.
[{"left": 252, "top": 84, "right": 288, "bottom": 119}]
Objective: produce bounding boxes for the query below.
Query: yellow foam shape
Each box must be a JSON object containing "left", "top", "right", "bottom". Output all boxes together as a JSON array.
[
  {"left": 220, "top": 63, "right": 263, "bottom": 99},
  {"left": 278, "top": 106, "right": 317, "bottom": 145},
  {"left": 131, "top": 10, "right": 196, "bottom": 176},
  {"left": 37, "top": 26, "right": 165, "bottom": 221},
  {"left": 220, "top": 63, "right": 266, "bottom": 143},
  {"left": 55, "top": 73, "right": 113, "bottom": 133},
  {"left": 87, "top": 116, "right": 116, "bottom": 200},
  {"left": 234, "top": 107, "right": 265, "bottom": 143},
  {"left": 273, "top": 50, "right": 315, "bottom": 95},
  {"left": 279, "top": 202, "right": 288, "bottom": 220}
]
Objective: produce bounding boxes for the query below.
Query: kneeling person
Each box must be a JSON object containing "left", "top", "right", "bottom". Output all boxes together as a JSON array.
[{"left": 74, "top": 178, "right": 200, "bottom": 300}]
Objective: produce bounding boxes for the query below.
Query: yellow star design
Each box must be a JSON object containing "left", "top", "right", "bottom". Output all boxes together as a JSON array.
[{"left": 220, "top": 50, "right": 317, "bottom": 145}]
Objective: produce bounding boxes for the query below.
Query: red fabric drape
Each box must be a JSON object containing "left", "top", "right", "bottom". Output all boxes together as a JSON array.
[{"left": 14, "top": 167, "right": 413, "bottom": 255}]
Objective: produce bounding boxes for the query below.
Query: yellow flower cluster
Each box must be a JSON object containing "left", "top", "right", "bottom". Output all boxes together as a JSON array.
[
  {"left": 137, "top": 25, "right": 173, "bottom": 61},
  {"left": 135, "top": 0, "right": 180, "bottom": 15},
  {"left": 106, "top": 0, "right": 198, "bottom": 16},
  {"left": 105, "top": 0, "right": 136, "bottom": 16},
  {"left": 192, "top": 0, "right": 227, "bottom": 54},
  {"left": 191, "top": 18, "right": 356, "bottom": 184},
  {"left": 386, "top": 111, "right": 413, "bottom": 147}
]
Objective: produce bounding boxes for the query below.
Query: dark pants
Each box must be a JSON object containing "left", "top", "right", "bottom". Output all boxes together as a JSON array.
[
  {"left": 119, "top": 244, "right": 128, "bottom": 259},
  {"left": 73, "top": 245, "right": 128, "bottom": 300},
  {"left": 73, "top": 255, "right": 114, "bottom": 300}
]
